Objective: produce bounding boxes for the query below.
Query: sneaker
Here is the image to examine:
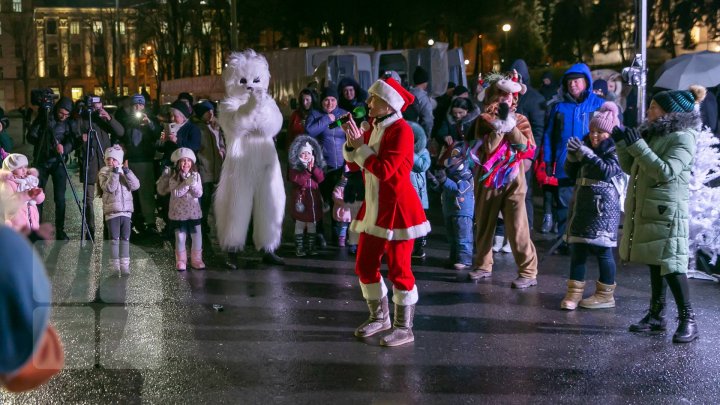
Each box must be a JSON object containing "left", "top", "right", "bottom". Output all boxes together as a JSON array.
[
  {"left": 492, "top": 236, "right": 504, "bottom": 252},
  {"left": 468, "top": 268, "right": 492, "bottom": 280},
  {"left": 453, "top": 263, "right": 470, "bottom": 270},
  {"left": 501, "top": 239, "right": 512, "bottom": 253},
  {"left": 511, "top": 277, "right": 538, "bottom": 289},
  {"left": 411, "top": 247, "right": 426, "bottom": 259}
]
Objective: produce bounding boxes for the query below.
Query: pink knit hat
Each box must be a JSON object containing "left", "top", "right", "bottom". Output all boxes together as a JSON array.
[{"left": 590, "top": 102, "right": 620, "bottom": 134}]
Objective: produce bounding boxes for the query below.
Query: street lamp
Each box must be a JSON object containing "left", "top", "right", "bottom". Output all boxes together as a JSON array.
[{"left": 501, "top": 24, "right": 511, "bottom": 66}]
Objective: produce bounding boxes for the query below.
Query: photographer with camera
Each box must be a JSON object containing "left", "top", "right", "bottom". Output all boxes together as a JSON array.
[
  {"left": 116, "top": 94, "right": 161, "bottom": 236},
  {"left": 77, "top": 97, "right": 124, "bottom": 240},
  {"left": 27, "top": 96, "right": 78, "bottom": 240}
]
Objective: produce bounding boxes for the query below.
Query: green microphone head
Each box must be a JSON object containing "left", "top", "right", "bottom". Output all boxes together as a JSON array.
[{"left": 352, "top": 106, "right": 366, "bottom": 119}]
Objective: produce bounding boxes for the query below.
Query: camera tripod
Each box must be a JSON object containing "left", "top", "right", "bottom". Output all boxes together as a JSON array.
[
  {"left": 79, "top": 107, "right": 106, "bottom": 246},
  {"left": 34, "top": 104, "right": 94, "bottom": 244}
]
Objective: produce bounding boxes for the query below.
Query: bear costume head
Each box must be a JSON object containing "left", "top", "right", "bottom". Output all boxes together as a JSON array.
[{"left": 222, "top": 49, "right": 271, "bottom": 98}]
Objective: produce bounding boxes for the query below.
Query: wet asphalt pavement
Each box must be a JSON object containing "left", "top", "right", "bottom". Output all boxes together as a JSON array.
[{"left": 2, "top": 119, "right": 720, "bottom": 404}]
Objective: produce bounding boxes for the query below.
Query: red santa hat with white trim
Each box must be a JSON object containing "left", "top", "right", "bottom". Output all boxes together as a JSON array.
[{"left": 367, "top": 77, "right": 415, "bottom": 112}]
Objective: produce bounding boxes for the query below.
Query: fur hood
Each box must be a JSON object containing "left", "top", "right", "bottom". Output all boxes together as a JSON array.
[
  {"left": 640, "top": 110, "right": 703, "bottom": 139},
  {"left": 445, "top": 101, "right": 481, "bottom": 128},
  {"left": 288, "top": 135, "right": 326, "bottom": 172},
  {"left": 408, "top": 121, "right": 427, "bottom": 153}
]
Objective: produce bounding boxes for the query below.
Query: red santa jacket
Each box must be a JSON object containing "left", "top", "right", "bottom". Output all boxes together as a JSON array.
[{"left": 343, "top": 114, "right": 430, "bottom": 241}]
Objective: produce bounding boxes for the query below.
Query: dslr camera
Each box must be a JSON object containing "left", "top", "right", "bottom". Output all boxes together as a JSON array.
[
  {"left": 30, "top": 88, "right": 58, "bottom": 109},
  {"left": 621, "top": 54, "right": 645, "bottom": 87}
]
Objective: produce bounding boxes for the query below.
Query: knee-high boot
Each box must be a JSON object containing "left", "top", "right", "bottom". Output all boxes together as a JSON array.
[
  {"left": 665, "top": 273, "right": 699, "bottom": 343},
  {"left": 380, "top": 303, "right": 416, "bottom": 347},
  {"left": 630, "top": 266, "right": 667, "bottom": 332}
]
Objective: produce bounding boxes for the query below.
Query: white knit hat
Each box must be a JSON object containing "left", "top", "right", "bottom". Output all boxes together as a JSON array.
[
  {"left": 1, "top": 153, "right": 29, "bottom": 172},
  {"left": 104, "top": 145, "right": 124, "bottom": 164},
  {"left": 171, "top": 147, "right": 196, "bottom": 163}
]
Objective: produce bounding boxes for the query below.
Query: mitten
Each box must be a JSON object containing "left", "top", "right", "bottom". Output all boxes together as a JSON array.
[{"left": 578, "top": 145, "right": 596, "bottom": 159}]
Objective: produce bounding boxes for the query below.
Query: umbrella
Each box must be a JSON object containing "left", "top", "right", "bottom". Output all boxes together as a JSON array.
[{"left": 654, "top": 51, "right": 720, "bottom": 90}]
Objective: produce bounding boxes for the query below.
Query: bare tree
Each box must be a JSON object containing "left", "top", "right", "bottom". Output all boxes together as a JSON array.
[{"left": 7, "top": 10, "right": 37, "bottom": 107}]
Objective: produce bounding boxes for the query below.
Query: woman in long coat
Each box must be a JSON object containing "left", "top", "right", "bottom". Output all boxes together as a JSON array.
[{"left": 614, "top": 85, "right": 706, "bottom": 343}]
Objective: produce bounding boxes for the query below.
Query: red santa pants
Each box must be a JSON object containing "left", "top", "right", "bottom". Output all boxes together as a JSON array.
[{"left": 355, "top": 233, "right": 415, "bottom": 291}]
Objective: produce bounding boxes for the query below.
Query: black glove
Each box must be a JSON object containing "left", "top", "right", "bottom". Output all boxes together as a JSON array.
[
  {"left": 122, "top": 167, "right": 130, "bottom": 175},
  {"left": 623, "top": 127, "right": 641, "bottom": 146},
  {"left": 611, "top": 126, "right": 625, "bottom": 142},
  {"left": 566, "top": 137, "right": 583, "bottom": 153},
  {"left": 498, "top": 102, "right": 510, "bottom": 120},
  {"left": 434, "top": 169, "right": 447, "bottom": 185},
  {"left": 545, "top": 163, "right": 554, "bottom": 177}
]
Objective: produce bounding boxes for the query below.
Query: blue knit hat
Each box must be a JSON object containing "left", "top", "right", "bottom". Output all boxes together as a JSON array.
[
  {"left": 0, "top": 226, "right": 52, "bottom": 374},
  {"left": 131, "top": 93, "right": 146, "bottom": 105},
  {"left": 652, "top": 85, "right": 707, "bottom": 114}
]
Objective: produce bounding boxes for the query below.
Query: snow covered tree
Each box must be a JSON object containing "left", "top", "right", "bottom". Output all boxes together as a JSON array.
[{"left": 688, "top": 126, "right": 720, "bottom": 271}]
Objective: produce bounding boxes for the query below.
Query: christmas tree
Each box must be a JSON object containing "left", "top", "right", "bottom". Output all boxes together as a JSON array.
[{"left": 688, "top": 126, "right": 720, "bottom": 274}]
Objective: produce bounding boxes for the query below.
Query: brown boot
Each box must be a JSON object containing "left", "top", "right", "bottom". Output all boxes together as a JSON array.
[
  {"left": 354, "top": 296, "right": 391, "bottom": 337},
  {"left": 380, "top": 304, "right": 415, "bottom": 347},
  {"left": 579, "top": 281, "right": 616, "bottom": 309},
  {"left": 560, "top": 280, "right": 586, "bottom": 310},
  {"left": 175, "top": 250, "right": 187, "bottom": 272}
]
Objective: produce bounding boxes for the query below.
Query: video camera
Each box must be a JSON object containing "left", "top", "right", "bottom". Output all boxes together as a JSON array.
[
  {"left": 621, "top": 54, "right": 645, "bottom": 87},
  {"left": 30, "top": 88, "right": 59, "bottom": 110}
]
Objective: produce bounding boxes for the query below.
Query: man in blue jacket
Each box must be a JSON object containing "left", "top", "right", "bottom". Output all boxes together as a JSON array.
[{"left": 543, "top": 63, "right": 604, "bottom": 252}]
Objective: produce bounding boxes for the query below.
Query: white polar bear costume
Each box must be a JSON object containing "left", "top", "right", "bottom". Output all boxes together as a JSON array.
[{"left": 214, "top": 50, "right": 285, "bottom": 252}]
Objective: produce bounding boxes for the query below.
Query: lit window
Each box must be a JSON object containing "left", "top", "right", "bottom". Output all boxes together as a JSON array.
[
  {"left": 120, "top": 22, "right": 126, "bottom": 35},
  {"left": 71, "top": 87, "right": 84, "bottom": 101},
  {"left": 93, "top": 21, "right": 103, "bottom": 34},
  {"left": 202, "top": 21, "right": 211, "bottom": 35},
  {"left": 94, "top": 87, "right": 104, "bottom": 96},
  {"left": 70, "top": 21, "right": 80, "bottom": 35},
  {"left": 13, "top": 0, "right": 22, "bottom": 13}
]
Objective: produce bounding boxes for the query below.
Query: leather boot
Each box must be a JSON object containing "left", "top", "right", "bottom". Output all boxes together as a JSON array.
[
  {"left": 673, "top": 304, "right": 699, "bottom": 343},
  {"left": 119, "top": 258, "right": 131, "bottom": 275},
  {"left": 540, "top": 214, "right": 553, "bottom": 234},
  {"left": 295, "top": 234, "right": 306, "bottom": 257},
  {"left": 190, "top": 250, "right": 206, "bottom": 270},
  {"left": 579, "top": 281, "right": 616, "bottom": 309},
  {"left": 175, "top": 250, "right": 187, "bottom": 272},
  {"left": 629, "top": 299, "right": 666, "bottom": 332},
  {"left": 306, "top": 233, "right": 318, "bottom": 256},
  {"left": 630, "top": 266, "right": 667, "bottom": 332},
  {"left": 354, "top": 296, "right": 391, "bottom": 338},
  {"left": 560, "top": 279, "right": 586, "bottom": 310},
  {"left": 380, "top": 304, "right": 416, "bottom": 347}
]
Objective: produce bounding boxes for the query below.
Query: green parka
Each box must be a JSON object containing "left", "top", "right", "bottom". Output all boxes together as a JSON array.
[{"left": 616, "top": 111, "right": 701, "bottom": 275}]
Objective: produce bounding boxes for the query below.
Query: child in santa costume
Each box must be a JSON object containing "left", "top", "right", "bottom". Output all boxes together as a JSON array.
[
  {"left": 341, "top": 77, "right": 431, "bottom": 347},
  {"left": 468, "top": 75, "right": 539, "bottom": 288}
]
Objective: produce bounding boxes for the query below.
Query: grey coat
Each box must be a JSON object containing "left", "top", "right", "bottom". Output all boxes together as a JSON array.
[{"left": 97, "top": 166, "right": 140, "bottom": 218}]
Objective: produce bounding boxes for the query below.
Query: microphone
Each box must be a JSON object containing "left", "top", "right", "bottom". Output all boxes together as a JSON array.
[{"left": 329, "top": 106, "right": 367, "bottom": 129}]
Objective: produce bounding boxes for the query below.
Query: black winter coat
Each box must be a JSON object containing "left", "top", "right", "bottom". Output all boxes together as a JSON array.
[{"left": 564, "top": 137, "right": 623, "bottom": 247}]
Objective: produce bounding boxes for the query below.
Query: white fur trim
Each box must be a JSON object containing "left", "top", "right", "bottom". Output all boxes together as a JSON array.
[
  {"left": 350, "top": 220, "right": 431, "bottom": 241},
  {"left": 342, "top": 143, "right": 356, "bottom": 162},
  {"left": 354, "top": 144, "right": 375, "bottom": 167},
  {"left": 491, "top": 113, "right": 517, "bottom": 133},
  {"left": 392, "top": 285, "right": 418, "bottom": 306},
  {"left": 368, "top": 80, "right": 404, "bottom": 113},
  {"left": 359, "top": 278, "right": 388, "bottom": 300}
]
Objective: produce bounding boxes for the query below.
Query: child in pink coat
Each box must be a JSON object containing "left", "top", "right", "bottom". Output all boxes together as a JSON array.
[{"left": 0, "top": 154, "right": 45, "bottom": 232}]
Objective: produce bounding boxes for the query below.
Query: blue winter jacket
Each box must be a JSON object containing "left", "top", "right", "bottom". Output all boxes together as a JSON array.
[
  {"left": 543, "top": 63, "right": 604, "bottom": 182},
  {"left": 305, "top": 107, "right": 349, "bottom": 170},
  {"left": 441, "top": 178, "right": 474, "bottom": 218}
]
